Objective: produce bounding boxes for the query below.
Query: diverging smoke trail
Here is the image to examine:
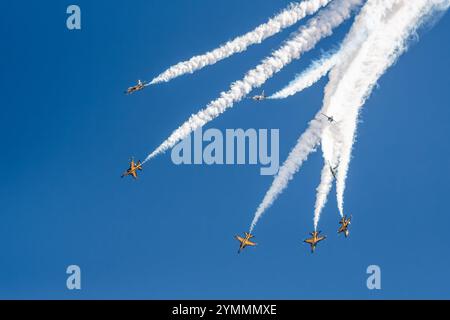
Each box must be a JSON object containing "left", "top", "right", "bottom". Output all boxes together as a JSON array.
[
  {"left": 313, "top": 163, "right": 334, "bottom": 230},
  {"left": 150, "top": 0, "right": 332, "bottom": 85},
  {"left": 311, "top": 0, "right": 404, "bottom": 229},
  {"left": 269, "top": 50, "right": 339, "bottom": 99},
  {"left": 144, "top": 0, "right": 362, "bottom": 163},
  {"left": 313, "top": 125, "right": 341, "bottom": 230},
  {"left": 249, "top": 117, "right": 325, "bottom": 233},
  {"left": 249, "top": 0, "right": 399, "bottom": 232},
  {"left": 334, "top": 0, "right": 450, "bottom": 217}
]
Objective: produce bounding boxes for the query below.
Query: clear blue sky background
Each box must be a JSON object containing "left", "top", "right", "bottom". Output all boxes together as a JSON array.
[{"left": 0, "top": 0, "right": 449, "bottom": 299}]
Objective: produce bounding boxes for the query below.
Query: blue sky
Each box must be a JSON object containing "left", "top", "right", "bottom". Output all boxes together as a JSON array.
[{"left": 0, "top": 0, "right": 449, "bottom": 299}]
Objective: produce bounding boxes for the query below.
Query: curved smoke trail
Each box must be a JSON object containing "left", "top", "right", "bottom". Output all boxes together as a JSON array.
[
  {"left": 249, "top": 117, "right": 325, "bottom": 232},
  {"left": 311, "top": 0, "right": 404, "bottom": 229},
  {"left": 335, "top": 0, "right": 450, "bottom": 217},
  {"left": 269, "top": 50, "right": 339, "bottom": 99},
  {"left": 150, "top": 0, "right": 332, "bottom": 85},
  {"left": 313, "top": 125, "right": 341, "bottom": 230},
  {"left": 144, "top": 0, "right": 362, "bottom": 164},
  {"left": 249, "top": 0, "right": 398, "bottom": 232}
]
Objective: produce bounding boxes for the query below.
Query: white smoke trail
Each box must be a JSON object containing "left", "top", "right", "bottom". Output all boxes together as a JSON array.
[
  {"left": 269, "top": 50, "right": 339, "bottom": 99},
  {"left": 150, "top": 0, "right": 333, "bottom": 85},
  {"left": 249, "top": 0, "right": 399, "bottom": 232},
  {"left": 144, "top": 0, "right": 362, "bottom": 163},
  {"left": 313, "top": 125, "right": 340, "bottom": 230},
  {"left": 313, "top": 163, "right": 334, "bottom": 229},
  {"left": 249, "top": 117, "right": 326, "bottom": 232},
  {"left": 334, "top": 0, "right": 450, "bottom": 216},
  {"left": 335, "top": 0, "right": 450, "bottom": 217},
  {"left": 311, "top": 0, "right": 404, "bottom": 229}
]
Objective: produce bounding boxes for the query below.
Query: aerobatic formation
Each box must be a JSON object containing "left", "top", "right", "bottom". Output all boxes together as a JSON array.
[{"left": 122, "top": 0, "right": 449, "bottom": 253}]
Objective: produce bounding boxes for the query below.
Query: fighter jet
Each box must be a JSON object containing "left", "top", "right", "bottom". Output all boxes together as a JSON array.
[
  {"left": 320, "top": 113, "right": 335, "bottom": 123},
  {"left": 338, "top": 215, "right": 352, "bottom": 237},
  {"left": 329, "top": 161, "right": 338, "bottom": 179},
  {"left": 250, "top": 90, "right": 266, "bottom": 101},
  {"left": 235, "top": 232, "right": 257, "bottom": 253},
  {"left": 124, "top": 80, "right": 147, "bottom": 95},
  {"left": 121, "top": 158, "right": 143, "bottom": 179},
  {"left": 304, "top": 231, "right": 326, "bottom": 253}
]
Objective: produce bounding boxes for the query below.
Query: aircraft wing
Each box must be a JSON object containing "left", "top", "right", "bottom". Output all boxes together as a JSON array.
[
  {"left": 317, "top": 236, "right": 326, "bottom": 242},
  {"left": 246, "top": 240, "right": 257, "bottom": 246},
  {"left": 304, "top": 238, "right": 314, "bottom": 244},
  {"left": 132, "top": 171, "right": 137, "bottom": 179},
  {"left": 235, "top": 236, "right": 244, "bottom": 243}
]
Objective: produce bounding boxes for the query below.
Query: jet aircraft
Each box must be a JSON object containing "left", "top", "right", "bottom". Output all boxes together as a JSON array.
[
  {"left": 125, "top": 80, "right": 147, "bottom": 95},
  {"left": 338, "top": 215, "right": 352, "bottom": 237},
  {"left": 121, "top": 158, "right": 143, "bottom": 179},
  {"left": 304, "top": 231, "right": 326, "bottom": 253},
  {"left": 250, "top": 90, "right": 266, "bottom": 101},
  {"left": 235, "top": 232, "right": 257, "bottom": 253},
  {"left": 320, "top": 113, "right": 335, "bottom": 123},
  {"left": 329, "top": 161, "right": 338, "bottom": 179}
]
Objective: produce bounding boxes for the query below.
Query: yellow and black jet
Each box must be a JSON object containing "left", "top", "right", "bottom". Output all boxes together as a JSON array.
[
  {"left": 304, "top": 231, "right": 326, "bottom": 253},
  {"left": 338, "top": 215, "right": 352, "bottom": 237},
  {"left": 125, "top": 80, "right": 147, "bottom": 95},
  {"left": 121, "top": 158, "right": 143, "bottom": 180},
  {"left": 235, "top": 232, "right": 257, "bottom": 254}
]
